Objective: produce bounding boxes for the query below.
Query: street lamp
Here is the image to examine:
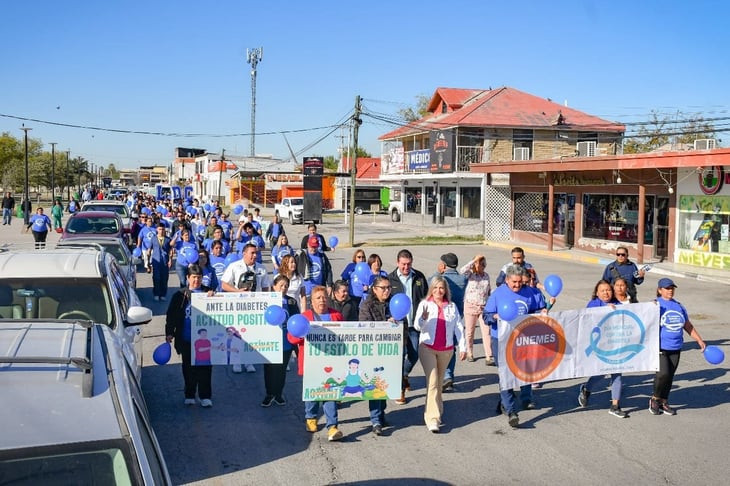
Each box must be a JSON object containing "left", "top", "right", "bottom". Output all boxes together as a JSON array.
[
  {"left": 20, "top": 126, "right": 32, "bottom": 226},
  {"left": 49, "top": 142, "right": 57, "bottom": 202}
]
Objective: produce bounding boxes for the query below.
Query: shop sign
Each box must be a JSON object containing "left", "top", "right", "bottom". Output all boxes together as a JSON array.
[
  {"left": 677, "top": 249, "right": 730, "bottom": 270},
  {"left": 678, "top": 195, "right": 730, "bottom": 214},
  {"left": 554, "top": 174, "right": 607, "bottom": 186},
  {"left": 698, "top": 166, "right": 724, "bottom": 195}
]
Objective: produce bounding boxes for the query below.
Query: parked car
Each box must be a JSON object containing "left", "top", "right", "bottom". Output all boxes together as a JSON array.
[
  {"left": 0, "top": 248, "right": 152, "bottom": 379},
  {"left": 62, "top": 210, "right": 126, "bottom": 243},
  {"left": 0, "top": 319, "right": 172, "bottom": 484},
  {"left": 56, "top": 237, "right": 139, "bottom": 289}
]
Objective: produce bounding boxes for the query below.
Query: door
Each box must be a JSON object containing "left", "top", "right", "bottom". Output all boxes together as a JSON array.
[{"left": 654, "top": 196, "right": 669, "bottom": 260}]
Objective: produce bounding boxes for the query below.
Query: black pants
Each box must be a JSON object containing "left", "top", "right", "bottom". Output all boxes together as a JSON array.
[
  {"left": 653, "top": 350, "right": 681, "bottom": 400},
  {"left": 32, "top": 230, "right": 48, "bottom": 249},
  {"left": 180, "top": 343, "right": 212, "bottom": 400},
  {"left": 264, "top": 349, "right": 293, "bottom": 397}
]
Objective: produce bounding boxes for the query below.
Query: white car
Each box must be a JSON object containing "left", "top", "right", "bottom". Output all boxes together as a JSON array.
[
  {"left": 56, "top": 237, "right": 139, "bottom": 289},
  {"left": 0, "top": 248, "right": 152, "bottom": 379}
]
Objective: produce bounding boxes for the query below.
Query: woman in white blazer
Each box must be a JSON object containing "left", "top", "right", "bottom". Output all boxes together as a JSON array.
[{"left": 414, "top": 275, "right": 466, "bottom": 432}]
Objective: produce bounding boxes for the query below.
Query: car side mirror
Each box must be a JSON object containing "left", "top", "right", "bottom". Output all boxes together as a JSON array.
[{"left": 124, "top": 305, "right": 153, "bottom": 327}]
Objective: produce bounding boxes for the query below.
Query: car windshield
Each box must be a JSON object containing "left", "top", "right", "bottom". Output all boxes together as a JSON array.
[
  {"left": 57, "top": 241, "right": 129, "bottom": 265},
  {"left": 67, "top": 216, "right": 121, "bottom": 234},
  {"left": 0, "top": 440, "right": 134, "bottom": 485},
  {"left": 82, "top": 205, "right": 129, "bottom": 218},
  {"left": 0, "top": 279, "right": 114, "bottom": 326},
  {"left": 290, "top": 198, "right": 303, "bottom": 205}
]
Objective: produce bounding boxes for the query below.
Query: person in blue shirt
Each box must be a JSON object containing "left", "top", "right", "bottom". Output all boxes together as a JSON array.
[
  {"left": 149, "top": 223, "right": 172, "bottom": 301},
  {"left": 483, "top": 264, "right": 546, "bottom": 428},
  {"left": 26, "top": 207, "right": 52, "bottom": 249},
  {"left": 218, "top": 213, "right": 233, "bottom": 241},
  {"left": 234, "top": 222, "right": 266, "bottom": 263},
  {"left": 171, "top": 229, "right": 199, "bottom": 287},
  {"left": 203, "top": 226, "right": 230, "bottom": 256},
  {"left": 578, "top": 280, "right": 627, "bottom": 418},
  {"left": 196, "top": 248, "right": 219, "bottom": 292},
  {"left": 265, "top": 215, "right": 285, "bottom": 249},
  {"left": 208, "top": 241, "right": 227, "bottom": 291},
  {"left": 271, "top": 234, "right": 295, "bottom": 274},
  {"left": 649, "top": 278, "right": 707, "bottom": 416},
  {"left": 294, "top": 236, "right": 333, "bottom": 310},
  {"left": 341, "top": 249, "right": 367, "bottom": 308}
]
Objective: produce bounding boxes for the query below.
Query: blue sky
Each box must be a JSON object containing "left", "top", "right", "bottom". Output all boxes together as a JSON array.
[{"left": 1, "top": 0, "right": 728, "bottom": 169}]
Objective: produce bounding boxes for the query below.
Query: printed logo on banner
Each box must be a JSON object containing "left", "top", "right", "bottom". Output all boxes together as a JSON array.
[
  {"left": 505, "top": 315, "right": 566, "bottom": 382},
  {"left": 584, "top": 309, "right": 648, "bottom": 365}
]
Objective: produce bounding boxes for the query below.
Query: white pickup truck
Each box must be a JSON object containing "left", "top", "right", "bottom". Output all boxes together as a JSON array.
[{"left": 274, "top": 197, "right": 304, "bottom": 224}]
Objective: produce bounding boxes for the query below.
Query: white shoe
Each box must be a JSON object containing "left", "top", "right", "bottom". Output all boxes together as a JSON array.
[
  {"left": 200, "top": 399, "right": 213, "bottom": 408},
  {"left": 427, "top": 421, "right": 440, "bottom": 433},
  {"left": 184, "top": 398, "right": 196, "bottom": 406},
  {"left": 245, "top": 364, "right": 256, "bottom": 373},
  {"left": 232, "top": 364, "right": 243, "bottom": 373}
]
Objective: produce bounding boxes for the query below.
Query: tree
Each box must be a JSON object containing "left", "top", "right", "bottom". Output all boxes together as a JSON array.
[
  {"left": 397, "top": 94, "right": 431, "bottom": 122},
  {"left": 624, "top": 110, "right": 717, "bottom": 154}
]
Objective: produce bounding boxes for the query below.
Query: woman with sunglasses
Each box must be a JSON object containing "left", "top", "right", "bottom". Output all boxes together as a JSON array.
[
  {"left": 359, "top": 275, "right": 394, "bottom": 436},
  {"left": 341, "top": 249, "right": 367, "bottom": 307},
  {"left": 601, "top": 246, "right": 645, "bottom": 303}
]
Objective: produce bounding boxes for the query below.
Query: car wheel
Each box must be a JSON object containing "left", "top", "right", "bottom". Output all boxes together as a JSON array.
[
  {"left": 391, "top": 209, "right": 401, "bottom": 222},
  {"left": 289, "top": 213, "right": 294, "bottom": 225},
  {"left": 355, "top": 207, "right": 363, "bottom": 216}
]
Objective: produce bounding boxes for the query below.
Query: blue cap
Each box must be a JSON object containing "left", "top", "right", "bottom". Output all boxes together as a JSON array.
[{"left": 658, "top": 278, "right": 677, "bottom": 288}]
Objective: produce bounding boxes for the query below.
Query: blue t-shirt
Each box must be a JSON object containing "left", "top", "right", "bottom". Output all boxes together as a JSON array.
[
  {"left": 30, "top": 214, "right": 50, "bottom": 232},
  {"left": 484, "top": 284, "right": 545, "bottom": 338},
  {"left": 303, "top": 253, "right": 324, "bottom": 295},
  {"left": 209, "top": 254, "right": 227, "bottom": 291},
  {"left": 586, "top": 296, "right": 620, "bottom": 308},
  {"left": 658, "top": 297, "right": 688, "bottom": 351},
  {"left": 272, "top": 244, "right": 294, "bottom": 267}
]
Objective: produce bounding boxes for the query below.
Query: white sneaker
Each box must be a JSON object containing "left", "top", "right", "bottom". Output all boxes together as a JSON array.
[
  {"left": 232, "top": 364, "right": 243, "bottom": 373},
  {"left": 245, "top": 364, "right": 256, "bottom": 373},
  {"left": 184, "top": 398, "right": 196, "bottom": 406},
  {"left": 200, "top": 399, "right": 213, "bottom": 408}
]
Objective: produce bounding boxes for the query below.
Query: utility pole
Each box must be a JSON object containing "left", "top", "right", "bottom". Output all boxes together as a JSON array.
[
  {"left": 217, "top": 149, "right": 225, "bottom": 205},
  {"left": 348, "top": 95, "right": 362, "bottom": 246},
  {"left": 247, "top": 47, "right": 263, "bottom": 157},
  {"left": 66, "top": 150, "right": 71, "bottom": 201},
  {"left": 49, "top": 142, "right": 57, "bottom": 202},
  {"left": 20, "top": 126, "right": 32, "bottom": 226}
]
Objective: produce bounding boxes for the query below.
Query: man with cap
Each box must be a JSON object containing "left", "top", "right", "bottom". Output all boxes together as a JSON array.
[
  {"left": 300, "top": 223, "right": 330, "bottom": 251},
  {"left": 295, "top": 235, "right": 333, "bottom": 309},
  {"left": 429, "top": 253, "right": 467, "bottom": 391}
]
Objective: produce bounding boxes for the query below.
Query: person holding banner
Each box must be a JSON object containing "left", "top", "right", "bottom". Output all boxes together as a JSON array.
[
  {"left": 649, "top": 278, "right": 707, "bottom": 416},
  {"left": 288, "top": 285, "right": 345, "bottom": 441},
  {"left": 359, "top": 276, "right": 395, "bottom": 436},
  {"left": 579, "top": 280, "right": 627, "bottom": 418},
  {"left": 261, "top": 274, "right": 298, "bottom": 407},
  {"left": 483, "top": 265, "right": 546, "bottom": 428},
  {"left": 612, "top": 278, "right": 632, "bottom": 305},
  {"left": 414, "top": 276, "right": 466, "bottom": 433},
  {"left": 165, "top": 265, "right": 215, "bottom": 407}
]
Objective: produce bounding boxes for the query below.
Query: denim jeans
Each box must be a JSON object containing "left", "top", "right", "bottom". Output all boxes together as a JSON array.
[
  {"left": 175, "top": 262, "right": 188, "bottom": 288},
  {"left": 584, "top": 373, "right": 622, "bottom": 401},
  {"left": 368, "top": 400, "right": 387, "bottom": 425},
  {"left": 403, "top": 327, "right": 420, "bottom": 383},
  {"left": 2, "top": 208, "right": 11, "bottom": 224},
  {"left": 304, "top": 400, "right": 338, "bottom": 428},
  {"left": 492, "top": 337, "right": 531, "bottom": 414}
]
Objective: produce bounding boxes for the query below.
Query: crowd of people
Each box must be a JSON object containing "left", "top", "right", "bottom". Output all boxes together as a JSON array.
[{"left": 160, "top": 225, "right": 709, "bottom": 439}]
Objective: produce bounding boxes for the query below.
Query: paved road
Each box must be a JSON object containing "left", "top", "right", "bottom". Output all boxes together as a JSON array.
[{"left": 3, "top": 215, "right": 728, "bottom": 485}]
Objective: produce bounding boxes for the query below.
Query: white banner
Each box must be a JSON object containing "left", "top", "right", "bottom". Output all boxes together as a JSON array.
[
  {"left": 498, "top": 303, "right": 660, "bottom": 390},
  {"left": 190, "top": 292, "right": 282, "bottom": 365},
  {"left": 302, "top": 321, "right": 403, "bottom": 401}
]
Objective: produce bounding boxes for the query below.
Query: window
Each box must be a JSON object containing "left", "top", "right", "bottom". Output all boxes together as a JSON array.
[
  {"left": 513, "top": 193, "right": 573, "bottom": 233},
  {"left": 583, "top": 194, "right": 655, "bottom": 243},
  {"left": 677, "top": 195, "right": 729, "bottom": 254}
]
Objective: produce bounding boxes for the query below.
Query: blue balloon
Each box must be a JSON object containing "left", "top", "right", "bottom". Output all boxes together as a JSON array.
[
  {"left": 354, "top": 262, "right": 371, "bottom": 283},
  {"left": 544, "top": 274, "right": 563, "bottom": 298},
  {"left": 204, "top": 203, "right": 212, "bottom": 212},
  {"left": 152, "top": 342, "right": 172, "bottom": 365},
  {"left": 704, "top": 345, "right": 725, "bottom": 365},
  {"left": 132, "top": 247, "right": 142, "bottom": 258},
  {"left": 499, "top": 299, "right": 519, "bottom": 321},
  {"left": 389, "top": 293, "right": 412, "bottom": 321},
  {"left": 142, "top": 207, "right": 152, "bottom": 215},
  {"left": 288, "top": 314, "right": 311, "bottom": 338},
  {"left": 186, "top": 206, "right": 197, "bottom": 216},
  {"left": 179, "top": 246, "right": 199, "bottom": 265},
  {"left": 224, "top": 252, "right": 241, "bottom": 266},
  {"left": 265, "top": 305, "right": 286, "bottom": 326},
  {"left": 328, "top": 236, "right": 339, "bottom": 248},
  {"left": 156, "top": 205, "right": 165, "bottom": 214},
  {"left": 232, "top": 204, "right": 244, "bottom": 215}
]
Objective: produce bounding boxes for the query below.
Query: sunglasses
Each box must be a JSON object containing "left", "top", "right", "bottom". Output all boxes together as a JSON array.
[
  {"left": 374, "top": 286, "right": 391, "bottom": 290},
  {"left": 356, "top": 255, "right": 366, "bottom": 259},
  {"left": 616, "top": 253, "right": 627, "bottom": 256}
]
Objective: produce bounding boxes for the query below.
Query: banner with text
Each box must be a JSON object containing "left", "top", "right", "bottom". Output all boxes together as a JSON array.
[
  {"left": 498, "top": 303, "right": 660, "bottom": 390},
  {"left": 190, "top": 292, "right": 282, "bottom": 366},
  {"left": 302, "top": 321, "right": 403, "bottom": 401}
]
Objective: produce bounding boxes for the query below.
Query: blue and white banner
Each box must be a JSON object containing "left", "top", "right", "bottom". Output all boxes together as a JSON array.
[
  {"left": 498, "top": 303, "right": 660, "bottom": 390},
  {"left": 407, "top": 149, "right": 430, "bottom": 171}
]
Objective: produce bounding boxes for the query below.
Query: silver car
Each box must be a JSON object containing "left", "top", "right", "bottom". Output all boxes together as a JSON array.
[
  {"left": 56, "top": 237, "right": 139, "bottom": 289},
  {"left": 0, "top": 319, "right": 171, "bottom": 484}
]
